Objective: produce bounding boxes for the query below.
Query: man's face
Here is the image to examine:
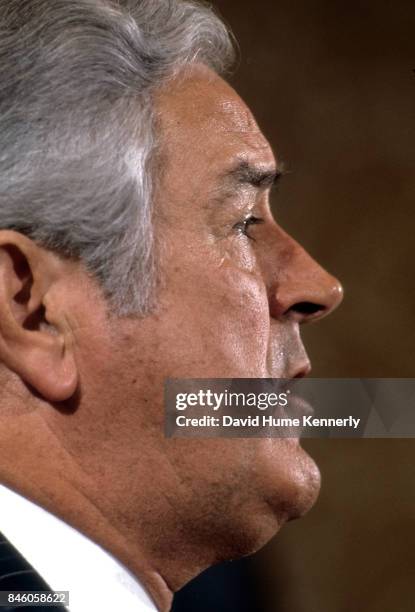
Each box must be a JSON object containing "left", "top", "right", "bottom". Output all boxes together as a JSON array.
[
  {"left": 149, "top": 66, "right": 342, "bottom": 379},
  {"left": 63, "top": 66, "right": 342, "bottom": 563}
]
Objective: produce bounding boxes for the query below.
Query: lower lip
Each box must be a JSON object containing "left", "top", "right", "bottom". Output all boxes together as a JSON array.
[{"left": 270, "top": 393, "right": 314, "bottom": 439}]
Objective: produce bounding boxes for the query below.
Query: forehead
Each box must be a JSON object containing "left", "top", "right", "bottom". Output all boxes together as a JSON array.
[{"left": 155, "top": 66, "right": 276, "bottom": 189}]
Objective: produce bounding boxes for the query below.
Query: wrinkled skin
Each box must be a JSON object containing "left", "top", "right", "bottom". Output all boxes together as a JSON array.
[{"left": 0, "top": 65, "right": 342, "bottom": 610}]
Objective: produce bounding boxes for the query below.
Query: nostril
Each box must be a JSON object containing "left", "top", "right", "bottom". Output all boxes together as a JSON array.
[{"left": 291, "top": 301, "right": 325, "bottom": 316}]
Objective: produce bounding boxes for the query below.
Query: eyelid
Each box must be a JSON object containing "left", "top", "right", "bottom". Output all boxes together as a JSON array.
[{"left": 233, "top": 215, "right": 264, "bottom": 240}]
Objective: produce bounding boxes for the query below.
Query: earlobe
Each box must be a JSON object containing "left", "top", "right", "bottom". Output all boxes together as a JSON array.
[{"left": 0, "top": 231, "right": 78, "bottom": 403}]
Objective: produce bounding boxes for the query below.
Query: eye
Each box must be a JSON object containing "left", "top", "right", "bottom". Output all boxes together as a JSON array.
[{"left": 233, "top": 215, "right": 264, "bottom": 240}]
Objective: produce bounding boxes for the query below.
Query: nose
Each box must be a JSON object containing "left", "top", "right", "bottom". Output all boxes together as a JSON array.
[{"left": 268, "top": 230, "right": 343, "bottom": 324}]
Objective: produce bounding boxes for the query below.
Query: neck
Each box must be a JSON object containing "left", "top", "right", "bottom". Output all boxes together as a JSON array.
[{"left": 0, "top": 413, "right": 174, "bottom": 611}]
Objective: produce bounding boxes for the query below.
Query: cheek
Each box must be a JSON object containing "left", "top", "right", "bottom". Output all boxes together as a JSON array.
[
  {"left": 155, "top": 264, "right": 270, "bottom": 378},
  {"left": 217, "top": 269, "right": 268, "bottom": 342},
  {"left": 224, "top": 235, "right": 258, "bottom": 273}
]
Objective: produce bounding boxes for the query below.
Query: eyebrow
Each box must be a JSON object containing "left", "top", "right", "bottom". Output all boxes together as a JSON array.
[{"left": 223, "top": 160, "right": 284, "bottom": 190}]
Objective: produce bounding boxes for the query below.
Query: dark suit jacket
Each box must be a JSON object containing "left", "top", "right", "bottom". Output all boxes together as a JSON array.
[{"left": 0, "top": 531, "right": 67, "bottom": 611}]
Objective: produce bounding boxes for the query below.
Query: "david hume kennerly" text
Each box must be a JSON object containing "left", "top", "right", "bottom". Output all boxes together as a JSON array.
[{"left": 175, "top": 415, "right": 361, "bottom": 429}]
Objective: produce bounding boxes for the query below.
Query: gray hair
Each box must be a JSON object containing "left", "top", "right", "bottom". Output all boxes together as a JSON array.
[{"left": 0, "top": 0, "right": 235, "bottom": 314}]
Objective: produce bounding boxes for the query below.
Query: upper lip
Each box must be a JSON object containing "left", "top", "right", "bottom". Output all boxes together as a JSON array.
[
  {"left": 292, "top": 362, "right": 311, "bottom": 379},
  {"left": 267, "top": 323, "right": 312, "bottom": 379},
  {"left": 275, "top": 361, "right": 311, "bottom": 395},
  {"left": 268, "top": 360, "right": 311, "bottom": 380}
]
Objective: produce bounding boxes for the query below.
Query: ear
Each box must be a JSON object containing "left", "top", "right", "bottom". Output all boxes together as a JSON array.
[{"left": 0, "top": 230, "right": 78, "bottom": 402}]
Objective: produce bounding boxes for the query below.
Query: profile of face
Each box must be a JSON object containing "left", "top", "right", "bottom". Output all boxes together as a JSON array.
[
  {"left": 0, "top": 64, "right": 342, "bottom": 587},
  {"left": 67, "top": 65, "right": 341, "bottom": 561}
]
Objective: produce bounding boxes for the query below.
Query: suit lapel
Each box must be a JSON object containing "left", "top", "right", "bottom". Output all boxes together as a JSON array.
[{"left": 0, "top": 531, "right": 67, "bottom": 610}]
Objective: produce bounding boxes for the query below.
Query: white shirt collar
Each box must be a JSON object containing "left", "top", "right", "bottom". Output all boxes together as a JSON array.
[{"left": 0, "top": 484, "right": 157, "bottom": 612}]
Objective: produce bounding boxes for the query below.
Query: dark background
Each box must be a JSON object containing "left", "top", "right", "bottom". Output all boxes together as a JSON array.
[{"left": 173, "top": 1, "right": 415, "bottom": 610}]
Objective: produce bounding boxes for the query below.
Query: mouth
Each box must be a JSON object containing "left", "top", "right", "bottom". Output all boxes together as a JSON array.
[
  {"left": 269, "top": 361, "right": 314, "bottom": 438},
  {"left": 291, "top": 362, "right": 313, "bottom": 414}
]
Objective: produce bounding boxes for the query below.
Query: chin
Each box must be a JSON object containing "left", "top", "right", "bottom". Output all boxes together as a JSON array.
[
  {"left": 220, "top": 441, "right": 321, "bottom": 561},
  {"left": 262, "top": 440, "right": 321, "bottom": 523}
]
